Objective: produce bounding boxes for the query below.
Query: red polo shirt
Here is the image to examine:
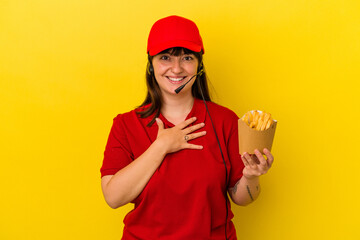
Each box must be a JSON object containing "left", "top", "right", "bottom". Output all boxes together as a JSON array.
[{"left": 101, "top": 98, "right": 244, "bottom": 240}]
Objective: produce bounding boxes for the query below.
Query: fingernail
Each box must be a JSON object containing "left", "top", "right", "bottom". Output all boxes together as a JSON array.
[{"left": 201, "top": 123, "right": 205, "bottom": 126}]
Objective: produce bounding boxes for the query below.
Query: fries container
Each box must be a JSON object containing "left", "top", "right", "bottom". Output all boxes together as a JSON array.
[{"left": 238, "top": 117, "right": 277, "bottom": 155}]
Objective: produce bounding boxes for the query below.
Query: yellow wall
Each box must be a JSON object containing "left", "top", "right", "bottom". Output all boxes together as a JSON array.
[{"left": 1, "top": 0, "right": 359, "bottom": 239}]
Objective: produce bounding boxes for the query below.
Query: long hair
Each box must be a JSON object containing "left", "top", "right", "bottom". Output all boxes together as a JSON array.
[{"left": 137, "top": 47, "right": 212, "bottom": 127}]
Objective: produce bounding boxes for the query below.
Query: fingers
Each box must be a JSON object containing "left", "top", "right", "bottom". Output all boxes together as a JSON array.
[
  {"left": 185, "top": 131, "right": 206, "bottom": 141},
  {"left": 155, "top": 118, "right": 164, "bottom": 130},
  {"left": 184, "top": 122, "right": 205, "bottom": 135},
  {"left": 241, "top": 153, "right": 251, "bottom": 167},
  {"left": 185, "top": 143, "right": 204, "bottom": 150},
  {"left": 177, "top": 117, "right": 198, "bottom": 129},
  {"left": 241, "top": 149, "right": 273, "bottom": 177},
  {"left": 156, "top": 116, "right": 206, "bottom": 153},
  {"left": 254, "top": 149, "right": 268, "bottom": 167},
  {"left": 251, "top": 154, "right": 260, "bottom": 164},
  {"left": 263, "top": 148, "right": 274, "bottom": 167},
  {"left": 242, "top": 152, "right": 261, "bottom": 169}
]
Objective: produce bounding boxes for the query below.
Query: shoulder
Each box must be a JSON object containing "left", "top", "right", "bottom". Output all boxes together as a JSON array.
[
  {"left": 203, "top": 101, "right": 240, "bottom": 138},
  {"left": 206, "top": 101, "right": 239, "bottom": 120},
  {"left": 113, "top": 104, "right": 152, "bottom": 125},
  {"left": 113, "top": 110, "right": 135, "bottom": 122}
]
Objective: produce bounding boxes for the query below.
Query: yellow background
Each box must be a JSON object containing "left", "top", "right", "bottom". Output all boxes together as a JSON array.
[{"left": 1, "top": 0, "right": 359, "bottom": 239}]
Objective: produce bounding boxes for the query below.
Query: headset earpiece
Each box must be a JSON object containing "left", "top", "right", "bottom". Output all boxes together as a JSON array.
[
  {"left": 147, "top": 63, "right": 154, "bottom": 75},
  {"left": 147, "top": 54, "right": 154, "bottom": 75}
]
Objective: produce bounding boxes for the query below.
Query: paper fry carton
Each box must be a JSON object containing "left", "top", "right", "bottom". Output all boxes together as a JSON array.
[{"left": 238, "top": 115, "right": 277, "bottom": 155}]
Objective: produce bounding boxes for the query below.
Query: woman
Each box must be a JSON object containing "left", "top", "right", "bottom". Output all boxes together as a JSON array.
[{"left": 100, "top": 15, "right": 274, "bottom": 240}]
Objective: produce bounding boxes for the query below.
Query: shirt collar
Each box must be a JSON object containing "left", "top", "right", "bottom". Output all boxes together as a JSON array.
[
  {"left": 158, "top": 98, "right": 207, "bottom": 128},
  {"left": 187, "top": 98, "right": 207, "bottom": 124}
]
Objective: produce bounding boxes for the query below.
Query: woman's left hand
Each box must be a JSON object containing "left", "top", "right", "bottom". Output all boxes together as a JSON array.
[{"left": 241, "top": 148, "right": 274, "bottom": 180}]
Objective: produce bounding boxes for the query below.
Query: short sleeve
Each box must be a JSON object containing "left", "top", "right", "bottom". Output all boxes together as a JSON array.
[
  {"left": 227, "top": 112, "right": 245, "bottom": 188},
  {"left": 100, "top": 114, "right": 134, "bottom": 178}
]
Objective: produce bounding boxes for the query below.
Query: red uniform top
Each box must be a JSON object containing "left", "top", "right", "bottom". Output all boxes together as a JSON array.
[{"left": 100, "top": 98, "right": 244, "bottom": 240}]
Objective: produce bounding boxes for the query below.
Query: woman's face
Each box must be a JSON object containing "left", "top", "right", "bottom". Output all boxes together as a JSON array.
[{"left": 152, "top": 51, "right": 199, "bottom": 96}]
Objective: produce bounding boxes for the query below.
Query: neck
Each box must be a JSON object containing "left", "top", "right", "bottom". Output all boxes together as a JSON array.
[{"left": 161, "top": 94, "right": 195, "bottom": 124}]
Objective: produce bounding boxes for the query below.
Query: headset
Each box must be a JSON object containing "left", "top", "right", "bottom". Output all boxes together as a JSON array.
[
  {"left": 195, "top": 67, "right": 230, "bottom": 240},
  {"left": 148, "top": 64, "right": 154, "bottom": 75},
  {"left": 174, "top": 64, "right": 229, "bottom": 240},
  {"left": 148, "top": 57, "right": 229, "bottom": 240}
]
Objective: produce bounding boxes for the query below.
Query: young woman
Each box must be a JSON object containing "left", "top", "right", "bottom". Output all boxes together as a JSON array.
[{"left": 100, "top": 15, "right": 274, "bottom": 240}]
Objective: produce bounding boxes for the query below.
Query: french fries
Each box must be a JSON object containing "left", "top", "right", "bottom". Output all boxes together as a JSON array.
[{"left": 241, "top": 110, "right": 273, "bottom": 131}]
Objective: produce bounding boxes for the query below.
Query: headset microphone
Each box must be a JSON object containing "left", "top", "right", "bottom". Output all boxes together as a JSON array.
[{"left": 174, "top": 68, "right": 204, "bottom": 94}]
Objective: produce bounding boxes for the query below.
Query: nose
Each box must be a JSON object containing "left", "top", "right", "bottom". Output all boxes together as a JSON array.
[{"left": 171, "top": 58, "right": 183, "bottom": 74}]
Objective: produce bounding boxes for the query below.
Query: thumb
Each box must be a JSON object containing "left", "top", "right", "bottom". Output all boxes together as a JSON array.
[{"left": 155, "top": 118, "right": 164, "bottom": 130}]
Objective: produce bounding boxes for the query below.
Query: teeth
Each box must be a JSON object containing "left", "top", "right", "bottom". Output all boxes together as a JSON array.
[{"left": 168, "top": 77, "right": 185, "bottom": 81}]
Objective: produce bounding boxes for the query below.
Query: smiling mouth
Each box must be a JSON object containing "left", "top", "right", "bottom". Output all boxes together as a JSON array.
[{"left": 166, "top": 76, "right": 186, "bottom": 84}]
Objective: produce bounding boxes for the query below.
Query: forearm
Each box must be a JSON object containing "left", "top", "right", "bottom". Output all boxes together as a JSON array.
[
  {"left": 102, "top": 140, "right": 166, "bottom": 208},
  {"left": 229, "top": 176, "right": 261, "bottom": 206}
]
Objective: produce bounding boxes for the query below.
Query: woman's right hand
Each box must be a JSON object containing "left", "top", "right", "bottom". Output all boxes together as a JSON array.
[{"left": 155, "top": 117, "right": 206, "bottom": 154}]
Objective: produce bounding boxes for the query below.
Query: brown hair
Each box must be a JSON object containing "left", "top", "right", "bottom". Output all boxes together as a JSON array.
[{"left": 137, "top": 47, "right": 212, "bottom": 126}]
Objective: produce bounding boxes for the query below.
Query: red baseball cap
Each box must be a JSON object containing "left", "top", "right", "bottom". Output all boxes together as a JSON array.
[{"left": 147, "top": 15, "right": 204, "bottom": 56}]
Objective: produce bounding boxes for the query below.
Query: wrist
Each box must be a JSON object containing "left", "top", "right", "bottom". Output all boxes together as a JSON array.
[
  {"left": 243, "top": 175, "right": 260, "bottom": 184},
  {"left": 152, "top": 139, "right": 168, "bottom": 157}
]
